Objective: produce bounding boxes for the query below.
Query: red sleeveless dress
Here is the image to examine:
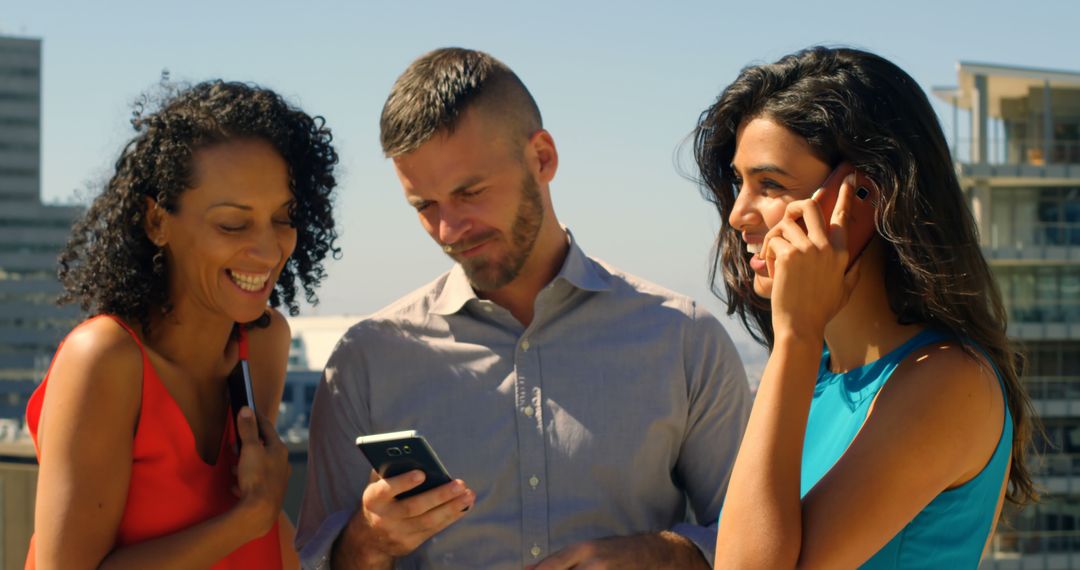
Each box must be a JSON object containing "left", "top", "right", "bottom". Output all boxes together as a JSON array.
[{"left": 24, "top": 315, "right": 282, "bottom": 569}]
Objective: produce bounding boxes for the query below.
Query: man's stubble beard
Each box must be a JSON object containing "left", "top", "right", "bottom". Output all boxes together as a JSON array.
[{"left": 458, "top": 173, "right": 544, "bottom": 292}]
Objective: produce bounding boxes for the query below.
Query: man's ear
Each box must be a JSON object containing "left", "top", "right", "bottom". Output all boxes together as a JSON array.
[
  {"left": 143, "top": 197, "right": 167, "bottom": 246},
  {"left": 526, "top": 129, "right": 558, "bottom": 185}
]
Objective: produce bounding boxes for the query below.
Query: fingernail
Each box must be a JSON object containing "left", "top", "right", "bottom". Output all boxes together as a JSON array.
[
  {"left": 845, "top": 173, "right": 857, "bottom": 186},
  {"left": 811, "top": 188, "right": 822, "bottom": 200},
  {"left": 239, "top": 407, "right": 253, "bottom": 419},
  {"left": 412, "top": 470, "right": 425, "bottom": 483}
]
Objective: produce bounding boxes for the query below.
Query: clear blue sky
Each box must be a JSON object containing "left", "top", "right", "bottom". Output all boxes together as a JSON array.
[{"left": 4, "top": 0, "right": 1078, "bottom": 373}]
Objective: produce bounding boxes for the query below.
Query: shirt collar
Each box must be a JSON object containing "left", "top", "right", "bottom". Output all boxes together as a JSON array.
[
  {"left": 554, "top": 229, "right": 613, "bottom": 293},
  {"left": 430, "top": 228, "right": 612, "bottom": 317}
]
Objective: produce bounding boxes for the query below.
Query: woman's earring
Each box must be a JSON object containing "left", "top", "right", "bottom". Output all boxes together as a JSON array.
[{"left": 152, "top": 245, "right": 165, "bottom": 275}]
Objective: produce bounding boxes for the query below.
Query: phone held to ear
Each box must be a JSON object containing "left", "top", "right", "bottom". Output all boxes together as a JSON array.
[
  {"left": 356, "top": 431, "right": 455, "bottom": 500},
  {"left": 811, "top": 162, "right": 878, "bottom": 270}
]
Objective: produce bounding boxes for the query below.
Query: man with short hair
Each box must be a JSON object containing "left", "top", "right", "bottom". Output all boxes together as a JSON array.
[{"left": 296, "top": 47, "right": 750, "bottom": 570}]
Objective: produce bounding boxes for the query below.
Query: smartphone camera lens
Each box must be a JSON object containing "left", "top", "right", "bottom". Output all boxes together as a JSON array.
[
  {"left": 856, "top": 186, "right": 870, "bottom": 200},
  {"left": 402, "top": 445, "right": 412, "bottom": 454},
  {"left": 387, "top": 447, "right": 402, "bottom": 457}
]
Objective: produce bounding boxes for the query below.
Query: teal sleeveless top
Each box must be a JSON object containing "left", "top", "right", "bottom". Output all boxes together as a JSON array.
[{"left": 803, "top": 328, "right": 1012, "bottom": 568}]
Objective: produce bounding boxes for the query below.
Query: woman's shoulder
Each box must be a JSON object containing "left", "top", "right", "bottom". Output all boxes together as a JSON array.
[
  {"left": 54, "top": 316, "right": 145, "bottom": 383},
  {"left": 246, "top": 308, "right": 292, "bottom": 357},
  {"left": 878, "top": 338, "right": 1005, "bottom": 475},
  {"left": 243, "top": 309, "right": 291, "bottom": 416},
  {"left": 890, "top": 338, "right": 1003, "bottom": 411},
  {"left": 38, "top": 317, "right": 145, "bottom": 438}
]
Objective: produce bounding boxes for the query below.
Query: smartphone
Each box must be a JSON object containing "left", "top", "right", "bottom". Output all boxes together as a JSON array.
[
  {"left": 811, "top": 162, "right": 878, "bottom": 269},
  {"left": 356, "top": 430, "right": 454, "bottom": 500},
  {"left": 227, "top": 360, "right": 256, "bottom": 440},
  {"left": 228, "top": 325, "right": 257, "bottom": 444}
]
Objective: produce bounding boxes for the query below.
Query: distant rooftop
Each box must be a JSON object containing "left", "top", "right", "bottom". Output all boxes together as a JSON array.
[
  {"left": 285, "top": 315, "right": 362, "bottom": 372},
  {"left": 932, "top": 61, "right": 1080, "bottom": 117}
]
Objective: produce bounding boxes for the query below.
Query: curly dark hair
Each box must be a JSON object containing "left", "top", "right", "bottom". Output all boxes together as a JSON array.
[
  {"left": 692, "top": 46, "right": 1036, "bottom": 507},
  {"left": 58, "top": 80, "right": 340, "bottom": 330}
]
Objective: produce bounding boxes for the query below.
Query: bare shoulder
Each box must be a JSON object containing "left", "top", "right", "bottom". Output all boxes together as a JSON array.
[
  {"left": 887, "top": 340, "right": 1003, "bottom": 415},
  {"left": 875, "top": 339, "right": 1005, "bottom": 478},
  {"left": 244, "top": 309, "right": 291, "bottom": 418},
  {"left": 48, "top": 317, "right": 143, "bottom": 398},
  {"left": 39, "top": 317, "right": 144, "bottom": 447},
  {"left": 247, "top": 308, "right": 292, "bottom": 358}
]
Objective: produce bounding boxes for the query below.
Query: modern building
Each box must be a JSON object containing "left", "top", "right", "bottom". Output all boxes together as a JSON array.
[
  {"left": 278, "top": 315, "right": 359, "bottom": 440},
  {"left": 0, "top": 35, "right": 81, "bottom": 425},
  {"left": 935, "top": 62, "right": 1080, "bottom": 569}
]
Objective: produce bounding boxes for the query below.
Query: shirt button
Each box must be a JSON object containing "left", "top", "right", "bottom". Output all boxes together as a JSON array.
[
  {"left": 531, "top": 545, "right": 542, "bottom": 558},
  {"left": 520, "top": 339, "right": 530, "bottom": 351},
  {"left": 523, "top": 405, "right": 535, "bottom": 417},
  {"left": 529, "top": 475, "right": 540, "bottom": 488}
]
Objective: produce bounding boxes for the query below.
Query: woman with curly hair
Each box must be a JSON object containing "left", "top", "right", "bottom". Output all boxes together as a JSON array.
[
  {"left": 25, "top": 80, "right": 338, "bottom": 569},
  {"left": 693, "top": 47, "right": 1035, "bottom": 567}
]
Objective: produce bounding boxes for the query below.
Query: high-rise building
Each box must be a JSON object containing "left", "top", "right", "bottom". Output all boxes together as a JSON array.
[
  {"left": 0, "top": 35, "right": 81, "bottom": 424},
  {"left": 935, "top": 62, "right": 1080, "bottom": 569}
]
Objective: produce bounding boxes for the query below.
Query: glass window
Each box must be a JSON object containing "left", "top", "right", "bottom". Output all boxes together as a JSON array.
[
  {"left": 1032, "top": 343, "right": 1060, "bottom": 376},
  {"left": 1036, "top": 266, "right": 1061, "bottom": 321},
  {"left": 1039, "top": 200, "right": 1063, "bottom": 245},
  {"left": 1063, "top": 267, "right": 1080, "bottom": 321},
  {"left": 1015, "top": 196, "right": 1038, "bottom": 247},
  {"left": 991, "top": 196, "right": 1013, "bottom": 248},
  {"left": 1013, "top": 269, "right": 1037, "bottom": 322},
  {"left": 1055, "top": 122, "right": 1080, "bottom": 163},
  {"left": 997, "top": 266, "right": 1080, "bottom": 323},
  {"left": 993, "top": 187, "right": 1080, "bottom": 247},
  {"left": 1064, "top": 346, "right": 1080, "bottom": 377}
]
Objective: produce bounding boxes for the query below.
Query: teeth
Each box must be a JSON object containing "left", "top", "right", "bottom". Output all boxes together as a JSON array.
[
  {"left": 746, "top": 243, "right": 761, "bottom": 254},
  {"left": 229, "top": 270, "right": 271, "bottom": 292}
]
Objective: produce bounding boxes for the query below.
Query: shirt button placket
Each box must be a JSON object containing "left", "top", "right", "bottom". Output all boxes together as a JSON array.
[{"left": 514, "top": 334, "right": 548, "bottom": 567}]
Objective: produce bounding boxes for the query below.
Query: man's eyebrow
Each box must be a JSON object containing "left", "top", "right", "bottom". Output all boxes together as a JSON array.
[
  {"left": 405, "top": 176, "right": 487, "bottom": 208},
  {"left": 450, "top": 176, "right": 485, "bottom": 195}
]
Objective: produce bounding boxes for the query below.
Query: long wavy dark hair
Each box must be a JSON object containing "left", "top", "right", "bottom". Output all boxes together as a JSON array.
[
  {"left": 692, "top": 46, "right": 1036, "bottom": 506},
  {"left": 58, "top": 80, "right": 340, "bottom": 331}
]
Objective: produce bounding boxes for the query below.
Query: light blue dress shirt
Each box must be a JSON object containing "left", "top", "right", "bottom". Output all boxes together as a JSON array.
[{"left": 296, "top": 232, "right": 750, "bottom": 569}]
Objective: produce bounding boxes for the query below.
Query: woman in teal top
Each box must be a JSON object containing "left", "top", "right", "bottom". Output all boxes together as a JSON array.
[{"left": 692, "top": 47, "right": 1036, "bottom": 568}]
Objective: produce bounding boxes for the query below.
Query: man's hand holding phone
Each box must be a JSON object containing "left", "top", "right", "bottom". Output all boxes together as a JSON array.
[{"left": 334, "top": 469, "right": 475, "bottom": 569}]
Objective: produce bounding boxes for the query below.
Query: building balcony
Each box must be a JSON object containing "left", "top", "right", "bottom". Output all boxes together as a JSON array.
[
  {"left": 1027, "top": 377, "right": 1080, "bottom": 414},
  {"left": 1007, "top": 321, "right": 1080, "bottom": 341},
  {"left": 0, "top": 252, "right": 64, "bottom": 273},
  {"left": 985, "top": 245, "right": 1080, "bottom": 263},
  {"left": 983, "top": 219, "right": 1080, "bottom": 260},
  {"left": 982, "top": 532, "right": 1080, "bottom": 569},
  {"left": 1032, "top": 453, "right": 1080, "bottom": 489},
  {"left": 952, "top": 139, "right": 1080, "bottom": 171}
]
